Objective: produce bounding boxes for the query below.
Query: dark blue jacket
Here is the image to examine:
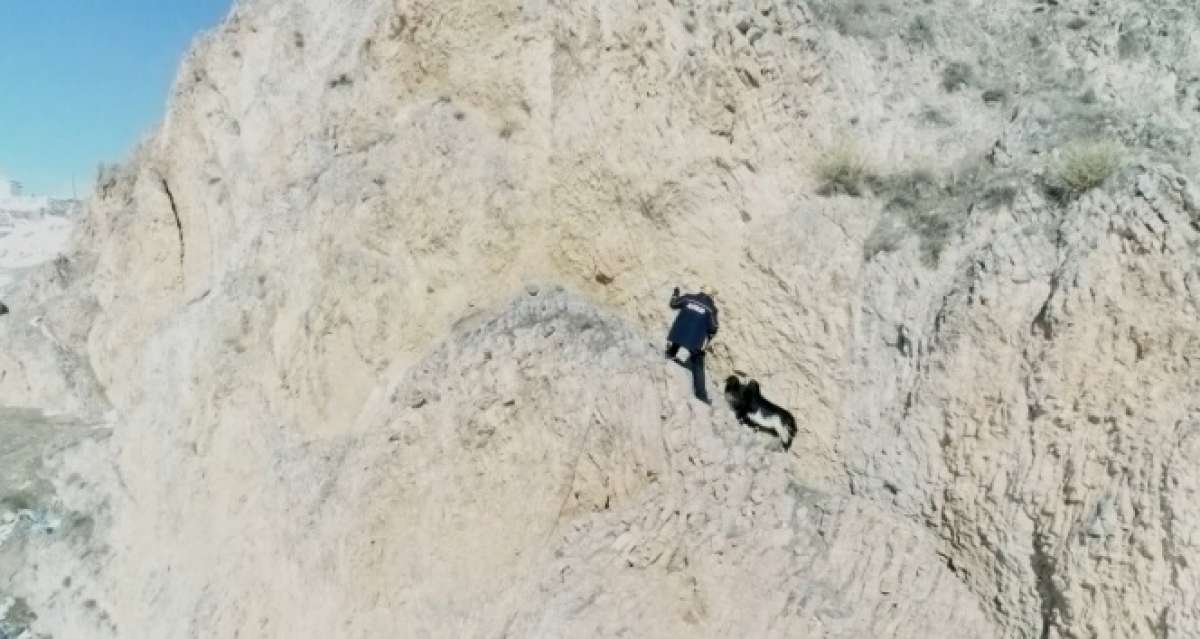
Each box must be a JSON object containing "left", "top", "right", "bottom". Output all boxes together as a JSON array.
[{"left": 667, "top": 291, "right": 718, "bottom": 352}]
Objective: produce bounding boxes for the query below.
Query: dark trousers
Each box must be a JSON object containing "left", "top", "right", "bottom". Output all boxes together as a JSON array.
[{"left": 665, "top": 342, "right": 709, "bottom": 403}]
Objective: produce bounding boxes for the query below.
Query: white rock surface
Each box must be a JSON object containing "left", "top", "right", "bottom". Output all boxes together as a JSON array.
[
  {"left": 9, "top": 290, "right": 999, "bottom": 637},
  {"left": 2, "top": 0, "right": 1199, "bottom": 637},
  {"left": 0, "top": 203, "right": 75, "bottom": 290}
]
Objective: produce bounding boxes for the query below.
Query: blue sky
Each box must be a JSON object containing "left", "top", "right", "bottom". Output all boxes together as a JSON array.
[{"left": 0, "top": 1, "right": 233, "bottom": 197}]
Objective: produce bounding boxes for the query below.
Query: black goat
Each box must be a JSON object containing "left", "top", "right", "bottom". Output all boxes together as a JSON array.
[{"left": 724, "top": 375, "right": 797, "bottom": 451}]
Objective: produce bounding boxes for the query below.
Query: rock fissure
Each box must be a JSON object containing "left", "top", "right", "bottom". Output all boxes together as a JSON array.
[{"left": 159, "top": 177, "right": 185, "bottom": 269}]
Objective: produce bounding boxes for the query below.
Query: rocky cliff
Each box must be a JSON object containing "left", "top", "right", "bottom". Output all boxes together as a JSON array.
[{"left": 3, "top": 0, "right": 1199, "bottom": 637}]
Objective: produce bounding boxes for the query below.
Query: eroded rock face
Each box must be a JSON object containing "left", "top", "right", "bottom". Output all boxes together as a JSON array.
[
  {"left": 846, "top": 166, "right": 1200, "bottom": 637},
  {"left": 6, "top": 291, "right": 999, "bottom": 638},
  {"left": 4, "top": 0, "right": 1200, "bottom": 637}
]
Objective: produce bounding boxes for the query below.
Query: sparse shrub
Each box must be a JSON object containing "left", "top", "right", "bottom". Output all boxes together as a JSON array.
[
  {"left": 54, "top": 254, "right": 71, "bottom": 283},
  {"left": 64, "top": 512, "right": 96, "bottom": 544},
  {"left": 941, "top": 62, "right": 973, "bottom": 92},
  {"left": 328, "top": 73, "right": 353, "bottom": 88},
  {"left": 1, "top": 597, "right": 37, "bottom": 634},
  {"left": 863, "top": 201, "right": 955, "bottom": 266},
  {"left": 904, "top": 15, "right": 935, "bottom": 47},
  {"left": 816, "top": 144, "right": 870, "bottom": 197},
  {"left": 981, "top": 184, "right": 1019, "bottom": 209},
  {"left": 811, "top": 0, "right": 888, "bottom": 39},
  {"left": 0, "top": 491, "right": 35, "bottom": 512},
  {"left": 919, "top": 106, "right": 953, "bottom": 127},
  {"left": 863, "top": 165, "right": 1011, "bottom": 267},
  {"left": 1066, "top": 17, "right": 1088, "bottom": 30},
  {"left": 909, "top": 210, "right": 954, "bottom": 266},
  {"left": 1053, "top": 141, "right": 1122, "bottom": 195},
  {"left": 863, "top": 216, "right": 907, "bottom": 260},
  {"left": 982, "top": 89, "right": 1007, "bottom": 105},
  {"left": 882, "top": 174, "right": 954, "bottom": 266},
  {"left": 869, "top": 168, "right": 939, "bottom": 201},
  {"left": 828, "top": 1, "right": 874, "bottom": 36},
  {"left": 1118, "top": 26, "right": 1149, "bottom": 59},
  {"left": 942, "top": 164, "right": 985, "bottom": 199}
]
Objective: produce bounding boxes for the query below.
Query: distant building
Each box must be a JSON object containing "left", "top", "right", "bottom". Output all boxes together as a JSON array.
[
  {"left": 0, "top": 180, "right": 27, "bottom": 199},
  {"left": 0, "top": 178, "right": 67, "bottom": 215}
]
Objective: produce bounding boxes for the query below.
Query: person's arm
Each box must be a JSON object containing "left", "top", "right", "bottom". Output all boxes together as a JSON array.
[
  {"left": 709, "top": 305, "right": 719, "bottom": 337},
  {"left": 669, "top": 287, "right": 683, "bottom": 309}
]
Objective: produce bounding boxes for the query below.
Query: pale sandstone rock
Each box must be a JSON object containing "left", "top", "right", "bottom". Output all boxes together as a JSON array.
[{"left": 3, "top": 0, "right": 1200, "bottom": 637}]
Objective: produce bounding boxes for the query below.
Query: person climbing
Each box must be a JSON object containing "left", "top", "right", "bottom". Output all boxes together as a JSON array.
[{"left": 664, "top": 286, "right": 719, "bottom": 403}]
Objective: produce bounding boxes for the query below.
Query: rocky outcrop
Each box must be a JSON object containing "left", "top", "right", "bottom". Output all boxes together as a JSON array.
[
  {"left": 4, "top": 0, "right": 1200, "bottom": 637},
  {"left": 5, "top": 290, "right": 998, "bottom": 638},
  {"left": 846, "top": 165, "right": 1200, "bottom": 637}
]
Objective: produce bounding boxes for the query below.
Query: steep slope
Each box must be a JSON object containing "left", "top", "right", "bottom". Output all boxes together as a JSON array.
[
  {"left": 7, "top": 289, "right": 997, "bottom": 638},
  {"left": 2, "top": 0, "right": 1199, "bottom": 637}
]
